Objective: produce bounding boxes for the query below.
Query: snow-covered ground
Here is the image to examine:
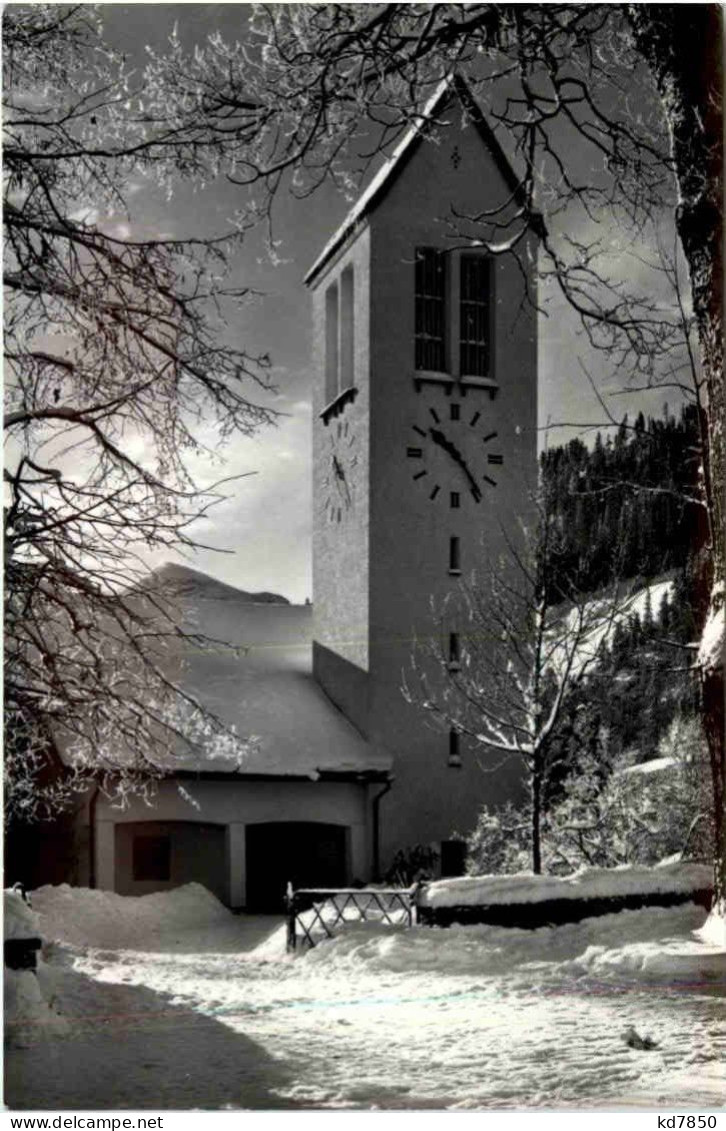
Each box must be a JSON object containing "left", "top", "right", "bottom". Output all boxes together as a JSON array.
[{"left": 5, "top": 883, "right": 725, "bottom": 1111}]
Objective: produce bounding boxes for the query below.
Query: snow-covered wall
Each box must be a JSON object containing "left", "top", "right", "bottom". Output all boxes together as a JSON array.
[
  {"left": 416, "top": 863, "right": 714, "bottom": 928},
  {"left": 420, "top": 862, "right": 713, "bottom": 909}
]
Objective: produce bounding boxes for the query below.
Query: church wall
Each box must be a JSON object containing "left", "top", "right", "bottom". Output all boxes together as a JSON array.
[
  {"left": 95, "top": 778, "right": 370, "bottom": 907},
  {"left": 366, "top": 117, "right": 538, "bottom": 862},
  {"left": 311, "top": 228, "right": 371, "bottom": 691},
  {"left": 114, "top": 820, "right": 228, "bottom": 903},
  {"left": 312, "top": 640, "right": 369, "bottom": 738}
]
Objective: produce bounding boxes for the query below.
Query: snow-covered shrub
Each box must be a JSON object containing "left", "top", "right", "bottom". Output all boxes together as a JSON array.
[
  {"left": 385, "top": 843, "right": 439, "bottom": 885},
  {"left": 466, "top": 717, "right": 712, "bottom": 875},
  {"left": 466, "top": 803, "right": 533, "bottom": 875}
]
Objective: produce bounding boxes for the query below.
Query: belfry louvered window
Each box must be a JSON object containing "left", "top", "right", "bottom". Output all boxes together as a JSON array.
[
  {"left": 460, "top": 254, "right": 491, "bottom": 376},
  {"left": 415, "top": 248, "right": 447, "bottom": 372},
  {"left": 325, "top": 282, "right": 339, "bottom": 402}
]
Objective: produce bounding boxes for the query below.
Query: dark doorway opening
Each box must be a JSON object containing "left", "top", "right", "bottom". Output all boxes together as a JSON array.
[
  {"left": 440, "top": 838, "right": 467, "bottom": 878},
  {"left": 246, "top": 822, "right": 348, "bottom": 912}
]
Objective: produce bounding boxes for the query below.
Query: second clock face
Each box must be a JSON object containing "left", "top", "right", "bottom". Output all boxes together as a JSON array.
[
  {"left": 323, "top": 417, "right": 359, "bottom": 523},
  {"left": 406, "top": 401, "right": 503, "bottom": 504}
]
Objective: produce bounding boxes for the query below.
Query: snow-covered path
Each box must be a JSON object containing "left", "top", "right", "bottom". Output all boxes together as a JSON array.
[{"left": 5, "top": 889, "right": 725, "bottom": 1111}]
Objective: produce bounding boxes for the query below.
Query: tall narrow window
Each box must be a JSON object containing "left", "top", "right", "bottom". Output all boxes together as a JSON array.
[
  {"left": 340, "top": 266, "right": 355, "bottom": 391},
  {"left": 448, "top": 632, "right": 461, "bottom": 667},
  {"left": 460, "top": 255, "right": 491, "bottom": 376},
  {"left": 449, "top": 536, "right": 461, "bottom": 573},
  {"left": 325, "top": 282, "right": 339, "bottom": 403},
  {"left": 448, "top": 730, "right": 462, "bottom": 768},
  {"left": 415, "top": 248, "right": 447, "bottom": 372}
]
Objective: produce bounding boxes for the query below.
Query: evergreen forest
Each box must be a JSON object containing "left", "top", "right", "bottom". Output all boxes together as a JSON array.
[
  {"left": 542, "top": 404, "right": 705, "bottom": 594},
  {"left": 541, "top": 404, "right": 704, "bottom": 771}
]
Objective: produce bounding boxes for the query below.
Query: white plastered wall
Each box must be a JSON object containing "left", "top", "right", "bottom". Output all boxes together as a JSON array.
[{"left": 94, "top": 778, "right": 370, "bottom": 908}]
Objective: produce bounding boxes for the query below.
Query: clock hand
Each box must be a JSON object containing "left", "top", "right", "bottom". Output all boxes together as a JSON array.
[
  {"left": 429, "top": 427, "right": 482, "bottom": 502},
  {"left": 332, "top": 454, "right": 351, "bottom": 504}
]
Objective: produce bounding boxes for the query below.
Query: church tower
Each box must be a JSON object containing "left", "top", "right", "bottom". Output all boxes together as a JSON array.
[{"left": 306, "top": 76, "right": 538, "bottom": 874}]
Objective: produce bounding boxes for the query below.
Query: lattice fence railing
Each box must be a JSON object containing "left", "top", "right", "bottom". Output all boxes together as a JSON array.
[{"left": 286, "top": 886, "right": 418, "bottom": 951}]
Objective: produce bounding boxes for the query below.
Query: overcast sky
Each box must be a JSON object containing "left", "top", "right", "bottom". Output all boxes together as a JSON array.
[{"left": 97, "top": 4, "right": 687, "bottom": 604}]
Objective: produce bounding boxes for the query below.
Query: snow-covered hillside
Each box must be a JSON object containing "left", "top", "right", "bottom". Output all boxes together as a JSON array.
[{"left": 556, "top": 577, "right": 674, "bottom": 676}]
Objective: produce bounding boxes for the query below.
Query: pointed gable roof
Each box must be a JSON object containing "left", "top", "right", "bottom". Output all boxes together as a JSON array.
[{"left": 305, "top": 73, "right": 524, "bottom": 287}]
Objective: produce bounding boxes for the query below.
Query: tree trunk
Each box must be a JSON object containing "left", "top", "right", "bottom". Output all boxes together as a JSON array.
[
  {"left": 532, "top": 772, "right": 543, "bottom": 875},
  {"left": 703, "top": 666, "right": 726, "bottom": 908},
  {"left": 628, "top": 4, "right": 725, "bottom": 910}
]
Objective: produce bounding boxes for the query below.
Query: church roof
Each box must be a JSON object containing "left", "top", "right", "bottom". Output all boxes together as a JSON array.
[
  {"left": 57, "top": 566, "right": 390, "bottom": 782},
  {"left": 304, "top": 73, "right": 523, "bottom": 287},
  {"left": 168, "top": 592, "right": 386, "bottom": 779}
]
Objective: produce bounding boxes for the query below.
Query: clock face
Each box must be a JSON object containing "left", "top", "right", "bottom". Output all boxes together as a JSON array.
[
  {"left": 323, "top": 417, "right": 359, "bottom": 523},
  {"left": 405, "top": 400, "right": 503, "bottom": 504}
]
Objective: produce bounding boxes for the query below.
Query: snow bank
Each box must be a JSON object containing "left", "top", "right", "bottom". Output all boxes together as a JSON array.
[
  {"left": 695, "top": 907, "right": 725, "bottom": 947},
  {"left": 31, "top": 882, "right": 231, "bottom": 949},
  {"left": 302, "top": 903, "right": 724, "bottom": 986},
  {"left": 4, "top": 964, "right": 69, "bottom": 1048},
  {"left": 577, "top": 937, "right": 726, "bottom": 984},
  {"left": 419, "top": 862, "right": 713, "bottom": 909},
  {"left": 5, "top": 889, "right": 68, "bottom": 1047},
  {"left": 4, "top": 888, "right": 40, "bottom": 941},
  {"left": 292, "top": 890, "right": 412, "bottom": 949}
]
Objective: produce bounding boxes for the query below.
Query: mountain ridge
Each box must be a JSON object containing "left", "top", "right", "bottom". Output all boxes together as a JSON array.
[{"left": 147, "top": 562, "right": 291, "bottom": 605}]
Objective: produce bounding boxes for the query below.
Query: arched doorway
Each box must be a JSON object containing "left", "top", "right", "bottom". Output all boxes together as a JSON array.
[{"left": 245, "top": 822, "right": 348, "bottom": 912}]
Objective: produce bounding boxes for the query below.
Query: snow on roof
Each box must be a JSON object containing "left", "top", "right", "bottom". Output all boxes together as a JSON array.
[
  {"left": 304, "top": 79, "right": 449, "bottom": 286},
  {"left": 419, "top": 861, "right": 713, "bottom": 910},
  {"left": 304, "top": 74, "right": 521, "bottom": 286},
  {"left": 57, "top": 566, "right": 389, "bottom": 780},
  {"left": 171, "top": 601, "right": 386, "bottom": 778},
  {"left": 160, "top": 574, "right": 386, "bottom": 777}
]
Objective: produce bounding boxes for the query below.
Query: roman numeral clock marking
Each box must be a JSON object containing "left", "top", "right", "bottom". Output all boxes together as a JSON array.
[{"left": 406, "top": 410, "right": 504, "bottom": 498}]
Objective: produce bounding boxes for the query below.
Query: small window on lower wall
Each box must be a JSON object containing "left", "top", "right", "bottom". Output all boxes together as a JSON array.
[
  {"left": 448, "top": 729, "right": 462, "bottom": 768},
  {"left": 133, "top": 834, "right": 171, "bottom": 882}
]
